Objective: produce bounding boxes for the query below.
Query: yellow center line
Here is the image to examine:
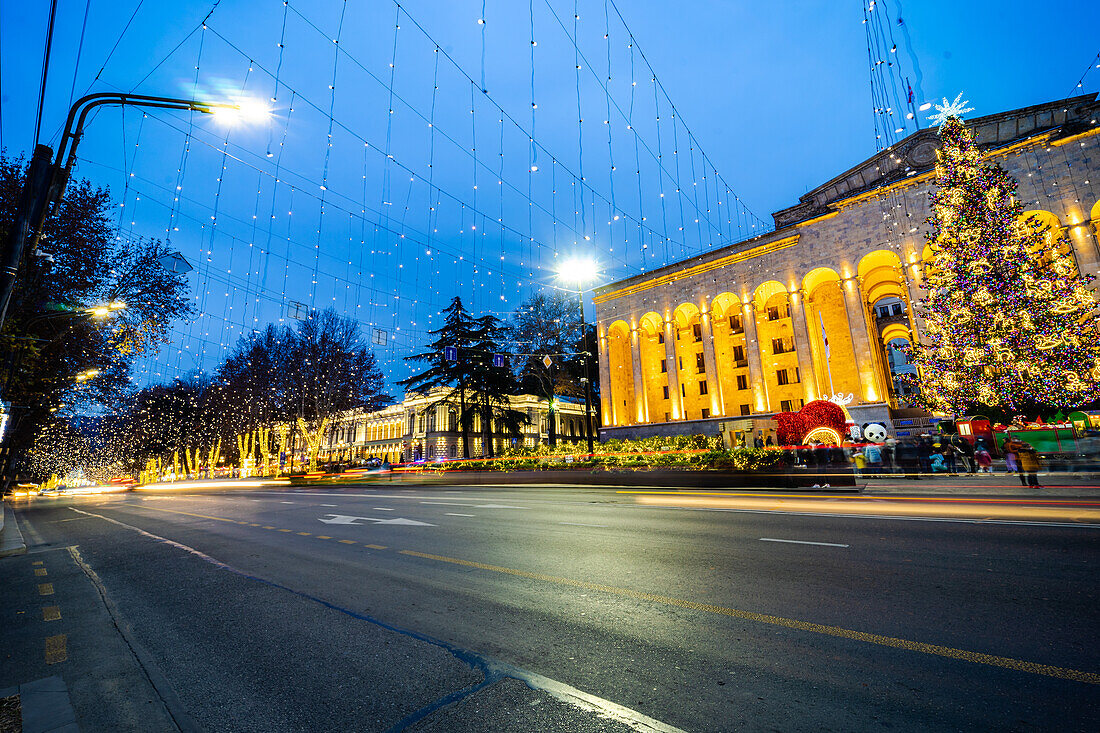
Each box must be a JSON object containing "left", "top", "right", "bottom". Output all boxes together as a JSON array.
[
  {"left": 297, "top": 532, "right": 312, "bottom": 536},
  {"left": 277, "top": 529, "right": 293, "bottom": 533},
  {"left": 338, "top": 539, "right": 356, "bottom": 544},
  {"left": 263, "top": 526, "right": 275, "bottom": 530},
  {"left": 34, "top": 568, "right": 48, "bottom": 576},
  {"left": 38, "top": 583, "right": 54, "bottom": 596},
  {"left": 45, "top": 634, "right": 67, "bottom": 664},
  {"left": 42, "top": 606, "right": 61, "bottom": 622},
  {"left": 316, "top": 536, "right": 332, "bottom": 540},
  {"left": 32, "top": 560, "right": 43, "bottom": 566},
  {"left": 398, "top": 549, "right": 1100, "bottom": 685},
  {"left": 364, "top": 544, "right": 387, "bottom": 549}
]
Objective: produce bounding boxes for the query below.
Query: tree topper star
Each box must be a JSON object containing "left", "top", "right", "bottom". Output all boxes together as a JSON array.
[{"left": 930, "top": 92, "right": 975, "bottom": 126}]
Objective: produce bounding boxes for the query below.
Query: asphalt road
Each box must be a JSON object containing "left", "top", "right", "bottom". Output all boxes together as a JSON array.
[{"left": 5, "top": 484, "right": 1100, "bottom": 732}]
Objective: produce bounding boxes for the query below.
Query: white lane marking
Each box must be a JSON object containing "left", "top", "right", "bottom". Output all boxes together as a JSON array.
[
  {"left": 445, "top": 513, "right": 475, "bottom": 517},
  {"left": 280, "top": 501, "right": 295, "bottom": 504},
  {"left": 759, "top": 537, "right": 849, "bottom": 548},
  {"left": 320, "top": 504, "right": 337, "bottom": 507},
  {"left": 680, "top": 506, "right": 1100, "bottom": 529},
  {"left": 559, "top": 522, "right": 608, "bottom": 527},
  {"left": 318, "top": 513, "right": 435, "bottom": 527},
  {"left": 474, "top": 504, "right": 524, "bottom": 509},
  {"left": 68, "top": 507, "right": 684, "bottom": 733},
  {"left": 420, "top": 501, "right": 473, "bottom": 506},
  {"left": 374, "top": 507, "right": 394, "bottom": 511}
]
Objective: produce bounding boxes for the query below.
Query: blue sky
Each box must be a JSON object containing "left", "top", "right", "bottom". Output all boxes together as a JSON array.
[{"left": 2, "top": 0, "right": 1098, "bottom": 388}]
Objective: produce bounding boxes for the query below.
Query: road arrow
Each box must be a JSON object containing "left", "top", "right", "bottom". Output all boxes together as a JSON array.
[{"left": 318, "top": 514, "right": 435, "bottom": 527}]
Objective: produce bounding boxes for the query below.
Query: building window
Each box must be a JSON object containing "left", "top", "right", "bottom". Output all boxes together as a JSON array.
[
  {"left": 681, "top": 383, "right": 686, "bottom": 399},
  {"left": 658, "top": 331, "right": 664, "bottom": 344},
  {"left": 664, "top": 412, "right": 670, "bottom": 422},
  {"left": 428, "top": 445, "right": 435, "bottom": 458},
  {"left": 692, "top": 323, "right": 702, "bottom": 342},
  {"left": 418, "top": 414, "right": 426, "bottom": 432},
  {"left": 658, "top": 358, "right": 666, "bottom": 373},
  {"left": 427, "top": 410, "right": 436, "bottom": 432},
  {"left": 449, "top": 444, "right": 457, "bottom": 458},
  {"left": 739, "top": 404, "right": 751, "bottom": 416},
  {"left": 736, "top": 374, "right": 748, "bottom": 390},
  {"left": 663, "top": 386, "right": 670, "bottom": 400},
  {"left": 781, "top": 399, "right": 794, "bottom": 412},
  {"left": 695, "top": 353, "right": 706, "bottom": 373},
  {"left": 771, "top": 337, "right": 794, "bottom": 355},
  {"left": 728, "top": 314, "right": 743, "bottom": 333},
  {"left": 766, "top": 303, "right": 790, "bottom": 321},
  {"left": 698, "top": 381, "right": 708, "bottom": 395},
  {"left": 777, "top": 369, "right": 789, "bottom": 386},
  {"left": 678, "top": 356, "right": 683, "bottom": 370},
  {"left": 701, "top": 408, "right": 710, "bottom": 419},
  {"left": 732, "top": 345, "right": 745, "bottom": 363}
]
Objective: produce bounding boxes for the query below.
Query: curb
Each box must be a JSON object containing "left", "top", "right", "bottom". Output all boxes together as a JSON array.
[
  {"left": 0, "top": 502, "right": 27, "bottom": 557},
  {"left": 0, "top": 676, "right": 79, "bottom": 732}
]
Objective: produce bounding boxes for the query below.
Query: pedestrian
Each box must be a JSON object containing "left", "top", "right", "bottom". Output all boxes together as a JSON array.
[
  {"left": 916, "top": 436, "right": 932, "bottom": 475},
  {"left": 941, "top": 441, "right": 957, "bottom": 474},
  {"left": 930, "top": 444, "right": 948, "bottom": 473},
  {"left": 882, "top": 437, "right": 897, "bottom": 474},
  {"left": 1003, "top": 438, "right": 1020, "bottom": 474},
  {"left": 853, "top": 449, "right": 866, "bottom": 476},
  {"left": 863, "top": 442, "right": 883, "bottom": 477},
  {"left": 951, "top": 433, "right": 976, "bottom": 473},
  {"left": 1017, "top": 441, "right": 1042, "bottom": 487},
  {"left": 754, "top": 432, "right": 765, "bottom": 448},
  {"left": 975, "top": 440, "right": 993, "bottom": 473}
]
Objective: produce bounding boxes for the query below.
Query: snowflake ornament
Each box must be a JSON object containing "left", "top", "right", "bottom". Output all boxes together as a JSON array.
[{"left": 930, "top": 92, "right": 974, "bottom": 126}]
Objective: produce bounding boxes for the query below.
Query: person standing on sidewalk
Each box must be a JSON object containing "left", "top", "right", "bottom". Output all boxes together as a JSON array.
[
  {"left": 1017, "top": 441, "right": 1042, "bottom": 488},
  {"left": 1003, "top": 437, "right": 1021, "bottom": 474},
  {"left": 950, "top": 433, "right": 975, "bottom": 473}
]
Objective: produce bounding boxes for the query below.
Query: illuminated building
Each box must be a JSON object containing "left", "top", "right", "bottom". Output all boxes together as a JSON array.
[{"left": 593, "top": 95, "right": 1100, "bottom": 439}]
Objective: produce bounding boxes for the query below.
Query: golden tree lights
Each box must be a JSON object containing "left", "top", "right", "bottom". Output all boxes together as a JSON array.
[{"left": 908, "top": 109, "right": 1100, "bottom": 413}]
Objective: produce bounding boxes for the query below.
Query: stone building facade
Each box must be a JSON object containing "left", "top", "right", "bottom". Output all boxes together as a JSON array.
[
  {"left": 593, "top": 95, "right": 1100, "bottom": 440},
  {"left": 316, "top": 390, "right": 594, "bottom": 463}
]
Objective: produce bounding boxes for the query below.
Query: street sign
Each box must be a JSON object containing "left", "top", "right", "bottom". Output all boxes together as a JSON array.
[
  {"left": 444, "top": 346, "right": 458, "bottom": 361},
  {"left": 157, "top": 251, "right": 193, "bottom": 273},
  {"left": 492, "top": 353, "right": 505, "bottom": 368},
  {"left": 372, "top": 328, "right": 387, "bottom": 346},
  {"left": 287, "top": 301, "right": 308, "bottom": 320},
  {"left": 542, "top": 355, "right": 553, "bottom": 368}
]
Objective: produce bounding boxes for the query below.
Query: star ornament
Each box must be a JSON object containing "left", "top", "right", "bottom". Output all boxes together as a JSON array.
[{"left": 930, "top": 92, "right": 975, "bottom": 127}]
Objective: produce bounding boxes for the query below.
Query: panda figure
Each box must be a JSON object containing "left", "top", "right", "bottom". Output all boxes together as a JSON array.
[{"left": 862, "top": 422, "right": 888, "bottom": 443}]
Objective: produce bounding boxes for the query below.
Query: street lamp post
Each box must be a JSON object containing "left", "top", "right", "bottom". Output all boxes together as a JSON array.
[
  {"left": 558, "top": 258, "right": 598, "bottom": 456},
  {"left": 0, "top": 93, "right": 248, "bottom": 331}
]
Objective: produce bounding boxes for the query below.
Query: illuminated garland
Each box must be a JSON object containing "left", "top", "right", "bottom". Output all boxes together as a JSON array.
[{"left": 908, "top": 113, "right": 1100, "bottom": 412}]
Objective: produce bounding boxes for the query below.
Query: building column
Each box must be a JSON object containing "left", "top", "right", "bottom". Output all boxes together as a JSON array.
[
  {"left": 699, "top": 309, "right": 723, "bottom": 416},
  {"left": 788, "top": 290, "right": 820, "bottom": 406},
  {"left": 842, "top": 279, "right": 885, "bottom": 403},
  {"left": 597, "top": 332, "right": 613, "bottom": 425},
  {"left": 1070, "top": 221, "right": 1100, "bottom": 274},
  {"left": 742, "top": 302, "right": 769, "bottom": 413},
  {"left": 663, "top": 320, "right": 683, "bottom": 420},
  {"left": 630, "top": 329, "right": 648, "bottom": 423}
]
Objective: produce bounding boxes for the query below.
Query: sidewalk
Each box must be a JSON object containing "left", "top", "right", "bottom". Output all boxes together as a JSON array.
[{"left": 859, "top": 471, "right": 1100, "bottom": 497}]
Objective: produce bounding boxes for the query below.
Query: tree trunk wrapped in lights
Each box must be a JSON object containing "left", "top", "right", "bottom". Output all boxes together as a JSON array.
[{"left": 909, "top": 108, "right": 1100, "bottom": 413}]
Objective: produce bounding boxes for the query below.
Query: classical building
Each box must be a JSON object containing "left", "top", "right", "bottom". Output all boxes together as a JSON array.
[
  {"left": 594, "top": 94, "right": 1100, "bottom": 440},
  {"left": 315, "top": 390, "right": 594, "bottom": 463}
]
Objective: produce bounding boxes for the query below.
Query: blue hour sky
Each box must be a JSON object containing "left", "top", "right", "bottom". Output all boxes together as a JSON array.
[{"left": 2, "top": 0, "right": 1098, "bottom": 388}]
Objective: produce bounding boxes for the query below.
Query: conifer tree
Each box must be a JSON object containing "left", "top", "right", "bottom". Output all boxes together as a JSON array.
[
  {"left": 910, "top": 100, "right": 1100, "bottom": 413},
  {"left": 400, "top": 297, "right": 481, "bottom": 458}
]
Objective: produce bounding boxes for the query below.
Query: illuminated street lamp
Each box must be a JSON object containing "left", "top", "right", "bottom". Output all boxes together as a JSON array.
[
  {"left": 74, "top": 368, "right": 100, "bottom": 383},
  {"left": 0, "top": 93, "right": 265, "bottom": 332},
  {"left": 557, "top": 257, "right": 599, "bottom": 455},
  {"left": 86, "top": 301, "right": 126, "bottom": 319}
]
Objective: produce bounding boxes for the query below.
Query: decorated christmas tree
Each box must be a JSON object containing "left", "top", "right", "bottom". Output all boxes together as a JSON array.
[{"left": 910, "top": 96, "right": 1100, "bottom": 413}]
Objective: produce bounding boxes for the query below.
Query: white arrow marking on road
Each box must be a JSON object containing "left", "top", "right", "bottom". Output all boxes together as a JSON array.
[
  {"left": 474, "top": 504, "right": 524, "bottom": 509},
  {"left": 318, "top": 514, "right": 435, "bottom": 527}
]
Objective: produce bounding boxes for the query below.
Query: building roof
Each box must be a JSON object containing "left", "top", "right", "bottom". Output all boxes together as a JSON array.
[{"left": 594, "top": 94, "right": 1100, "bottom": 300}]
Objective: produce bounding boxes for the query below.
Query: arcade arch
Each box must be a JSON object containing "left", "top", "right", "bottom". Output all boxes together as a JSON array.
[{"left": 605, "top": 320, "right": 635, "bottom": 426}]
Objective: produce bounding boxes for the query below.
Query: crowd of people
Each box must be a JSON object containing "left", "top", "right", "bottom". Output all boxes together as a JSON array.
[{"left": 783, "top": 433, "right": 1050, "bottom": 487}]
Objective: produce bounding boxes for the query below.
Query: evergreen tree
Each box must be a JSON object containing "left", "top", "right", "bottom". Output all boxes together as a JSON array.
[
  {"left": 910, "top": 102, "right": 1100, "bottom": 413},
  {"left": 467, "top": 313, "right": 524, "bottom": 458},
  {"left": 399, "top": 297, "right": 482, "bottom": 458}
]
